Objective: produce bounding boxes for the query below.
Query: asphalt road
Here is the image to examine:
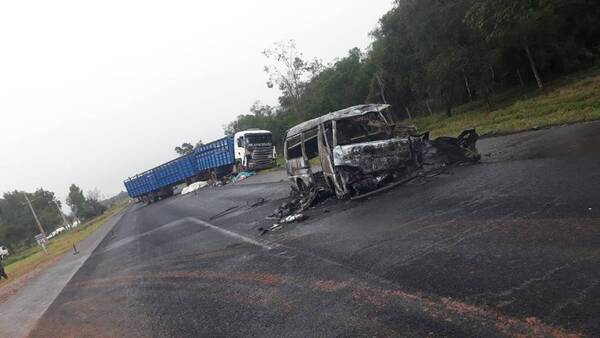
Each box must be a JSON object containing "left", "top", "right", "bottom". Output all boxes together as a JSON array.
[
  {"left": 29, "top": 122, "right": 600, "bottom": 337},
  {"left": 0, "top": 208, "right": 126, "bottom": 338}
]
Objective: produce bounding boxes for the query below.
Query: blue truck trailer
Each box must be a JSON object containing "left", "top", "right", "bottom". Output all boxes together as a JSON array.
[{"left": 124, "top": 136, "right": 236, "bottom": 202}]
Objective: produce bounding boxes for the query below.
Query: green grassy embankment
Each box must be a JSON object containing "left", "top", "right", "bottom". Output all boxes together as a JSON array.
[
  {"left": 407, "top": 68, "right": 600, "bottom": 138},
  {"left": 1, "top": 201, "right": 128, "bottom": 286}
]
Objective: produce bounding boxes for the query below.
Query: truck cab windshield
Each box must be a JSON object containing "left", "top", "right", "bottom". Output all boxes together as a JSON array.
[
  {"left": 336, "top": 112, "right": 390, "bottom": 146},
  {"left": 246, "top": 134, "right": 272, "bottom": 146}
]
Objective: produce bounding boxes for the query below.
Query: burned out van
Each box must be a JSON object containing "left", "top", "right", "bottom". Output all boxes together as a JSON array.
[{"left": 283, "top": 104, "right": 425, "bottom": 198}]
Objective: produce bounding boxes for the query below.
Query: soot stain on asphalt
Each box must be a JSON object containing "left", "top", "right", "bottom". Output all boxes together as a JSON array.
[{"left": 56, "top": 264, "right": 585, "bottom": 338}]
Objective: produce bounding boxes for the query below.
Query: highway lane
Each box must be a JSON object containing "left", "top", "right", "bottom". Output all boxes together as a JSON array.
[{"left": 29, "top": 122, "right": 600, "bottom": 337}]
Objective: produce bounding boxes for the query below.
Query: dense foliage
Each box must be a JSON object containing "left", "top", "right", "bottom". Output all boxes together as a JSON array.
[
  {"left": 225, "top": 0, "right": 600, "bottom": 146},
  {"left": 66, "top": 184, "right": 107, "bottom": 222},
  {"left": 0, "top": 189, "right": 64, "bottom": 250},
  {"left": 0, "top": 184, "right": 110, "bottom": 251}
]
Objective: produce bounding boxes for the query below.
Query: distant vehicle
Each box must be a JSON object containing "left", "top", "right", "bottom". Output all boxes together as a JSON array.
[
  {"left": 124, "top": 130, "right": 276, "bottom": 203},
  {"left": 48, "top": 226, "right": 67, "bottom": 239},
  {"left": 0, "top": 245, "right": 10, "bottom": 259},
  {"left": 234, "top": 130, "right": 277, "bottom": 171}
]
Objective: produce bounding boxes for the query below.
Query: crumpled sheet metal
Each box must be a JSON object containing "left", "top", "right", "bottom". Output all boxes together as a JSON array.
[
  {"left": 334, "top": 128, "right": 481, "bottom": 198},
  {"left": 333, "top": 138, "right": 413, "bottom": 173},
  {"left": 425, "top": 128, "right": 480, "bottom": 165}
]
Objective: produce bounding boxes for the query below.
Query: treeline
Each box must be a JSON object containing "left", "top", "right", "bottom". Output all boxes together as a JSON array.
[
  {"left": 0, "top": 189, "right": 64, "bottom": 249},
  {"left": 66, "top": 184, "right": 107, "bottom": 221},
  {"left": 0, "top": 184, "right": 108, "bottom": 250},
  {"left": 225, "top": 0, "right": 600, "bottom": 147}
]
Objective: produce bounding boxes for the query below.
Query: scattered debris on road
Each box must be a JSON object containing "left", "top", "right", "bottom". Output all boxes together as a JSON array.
[
  {"left": 280, "top": 213, "right": 307, "bottom": 224},
  {"left": 208, "top": 198, "right": 268, "bottom": 222},
  {"left": 248, "top": 197, "right": 266, "bottom": 208},
  {"left": 259, "top": 213, "right": 308, "bottom": 235},
  {"left": 181, "top": 181, "right": 208, "bottom": 195},
  {"left": 422, "top": 128, "right": 480, "bottom": 167},
  {"left": 231, "top": 171, "right": 256, "bottom": 183},
  {"left": 259, "top": 188, "right": 326, "bottom": 235},
  {"left": 270, "top": 188, "right": 324, "bottom": 219}
]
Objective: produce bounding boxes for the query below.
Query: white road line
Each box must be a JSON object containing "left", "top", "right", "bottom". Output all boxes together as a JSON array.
[
  {"left": 186, "top": 217, "right": 275, "bottom": 250},
  {"left": 99, "top": 217, "right": 274, "bottom": 254},
  {"left": 99, "top": 218, "right": 191, "bottom": 254}
]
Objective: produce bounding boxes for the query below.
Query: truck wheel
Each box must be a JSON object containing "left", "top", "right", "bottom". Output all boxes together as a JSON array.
[{"left": 236, "top": 161, "right": 244, "bottom": 173}]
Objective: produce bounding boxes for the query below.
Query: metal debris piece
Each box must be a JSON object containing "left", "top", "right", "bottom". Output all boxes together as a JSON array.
[
  {"left": 269, "top": 187, "right": 323, "bottom": 220},
  {"left": 425, "top": 128, "right": 480, "bottom": 165},
  {"left": 248, "top": 197, "right": 266, "bottom": 208},
  {"left": 281, "top": 214, "right": 307, "bottom": 224},
  {"left": 231, "top": 171, "right": 256, "bottom": 183}
]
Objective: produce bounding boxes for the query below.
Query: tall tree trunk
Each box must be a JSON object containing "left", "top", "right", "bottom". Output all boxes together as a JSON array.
[
  {"left": 524, "top": 43, "right": 543, "bottom": 90},
  {"left": 425, "top": 101, "right": 433, "bottom": 116},
  {"left": 403, "top": 105, "right": 412, "bottom": 120},
  {"left": 375, "top": 72, "right": 388, "bottom": 104},
  {"left": 517, "top": 68, "right": 524, "bottom": 87},
  {"left": 441, "top": 88, "right": 452, "bottom": 117},
  {"left": 463, "top": 73, "right": 473, "bottom": 101},
  {"left": 483, "top": 87, "right": 492, "bottom": 110}
]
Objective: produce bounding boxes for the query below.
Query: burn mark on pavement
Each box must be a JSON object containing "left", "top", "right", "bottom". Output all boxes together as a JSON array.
[{"left": 58, "top": 267, "right": 583, "bottom": 338}]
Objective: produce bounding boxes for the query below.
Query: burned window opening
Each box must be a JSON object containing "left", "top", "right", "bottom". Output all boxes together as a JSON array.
[
  {"left": 336, "top": 112, "right": 391, "bottom": 146},
  {"left": 286, "top": 134, "right": 302, "bottom": 159},
  {"left": 303, "top": 129, "right": 319, "bottom": 160}
]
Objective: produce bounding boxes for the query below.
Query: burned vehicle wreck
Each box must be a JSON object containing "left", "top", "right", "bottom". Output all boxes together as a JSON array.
[{"left": 283, "top": 104, "right": 480, "bottom": 199}]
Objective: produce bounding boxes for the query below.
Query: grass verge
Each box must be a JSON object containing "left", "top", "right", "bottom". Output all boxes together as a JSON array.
[
  {"left": 407, "top": 68, "right": 600, "bottom": 138},
  {"left": 1, "top": 202, "right": 128, "bottom": 286}
]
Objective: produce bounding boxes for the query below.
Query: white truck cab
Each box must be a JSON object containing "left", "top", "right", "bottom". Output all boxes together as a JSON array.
[{"left": 234, "top": 129, "right": 277, "bottom": 171}]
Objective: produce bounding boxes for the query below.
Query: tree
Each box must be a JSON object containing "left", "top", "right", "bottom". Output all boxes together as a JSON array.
[
  {"left": 224, "top": 102, "right": 289, "bottom": 151},
  {"left": 301, "top": 48, "right": 374, "bottom": 117},
  {"left": 66, "top": 184, "right": 106, "bottom": 221},
  {"left": 174, "top": 142, "right": 194, "bottom": 155},
  {"left": 263, "top": 40, "right": 323, "bottom": 116},
  {"left": 0, "top": 189, "right": 63, "bottom": 249},
  {"left": 86, "top": 188, "right": 103, "bottom": 201},
  {"left": 224, "top": 0, "right": 600, "bottom": 138},
  {"left": 175, "top": 140, "right": 204, "bottom": 155},
  {"left": 465, "top": 0, "right": 557, "bottom": 90},
  {"left": 86, "top": 189, "right": 107, "bottom": 217},
  {"left": 66, "top": 184, "right": 86, "bottom": 218}
]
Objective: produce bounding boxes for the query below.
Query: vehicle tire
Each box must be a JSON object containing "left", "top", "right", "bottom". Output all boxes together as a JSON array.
[{"left": 235, "top": 161, "right": 244, "bottom": 173}]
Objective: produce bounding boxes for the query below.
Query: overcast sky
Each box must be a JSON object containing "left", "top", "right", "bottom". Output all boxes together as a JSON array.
[{"left": 0, "top": 0, "right": 394, "bottom": 206}]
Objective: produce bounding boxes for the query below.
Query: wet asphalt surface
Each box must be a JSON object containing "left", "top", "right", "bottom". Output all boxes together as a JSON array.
[{"left": 29, "top": 122, "right": 600, "bottom": 337}]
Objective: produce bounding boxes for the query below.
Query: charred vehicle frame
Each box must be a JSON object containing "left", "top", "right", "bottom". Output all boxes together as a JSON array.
[{"left": 283, "top": 104, "right": 426, "bottom": 198}]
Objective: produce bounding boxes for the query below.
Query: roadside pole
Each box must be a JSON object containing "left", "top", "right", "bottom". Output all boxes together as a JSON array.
[{"left": 24, "top": 194, "right": 48, "bottom": 254}]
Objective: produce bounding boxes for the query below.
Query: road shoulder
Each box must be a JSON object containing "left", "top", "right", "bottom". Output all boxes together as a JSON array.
[{"left": 0, "top": 207, "right": 127, "bottom": 338}]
